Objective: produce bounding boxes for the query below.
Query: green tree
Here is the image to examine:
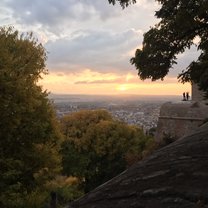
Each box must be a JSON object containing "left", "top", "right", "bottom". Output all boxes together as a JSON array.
[
  {"left": 0, "top": 27, "right": 62, "bottom": 207},
  {"left": 109, "top": 0, "right": 208, "bottom": 97},
  {"left": 60, "top": 110, "right": 153, "bottom": 193}
]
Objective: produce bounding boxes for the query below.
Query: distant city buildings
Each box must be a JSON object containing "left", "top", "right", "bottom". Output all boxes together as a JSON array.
[{"left": 52, "top": 96, "right": 163, "bottom": 131}]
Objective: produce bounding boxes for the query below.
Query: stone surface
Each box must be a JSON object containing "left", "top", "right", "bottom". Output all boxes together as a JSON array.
[
  {"left": 192, "top": 83, "right": 206, "bottom": 102},
  {"left": 69, "top": 123, "right": 208, "bottom": 208},
  {"left": 155, "top": 101, "right": 208, "bottom": 141}
]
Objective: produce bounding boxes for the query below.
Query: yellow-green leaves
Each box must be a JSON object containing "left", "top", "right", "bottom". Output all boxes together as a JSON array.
[
  {"left": 60, "top": 110, "right": 153, "bottom": 192},
  {"left": 0, "top": 26, "right": 62, "bottom": 208}
]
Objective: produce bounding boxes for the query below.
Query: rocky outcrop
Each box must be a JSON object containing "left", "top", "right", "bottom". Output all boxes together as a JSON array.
[{"left": 69, "top": 123, "right": 208, "bottom": 208}]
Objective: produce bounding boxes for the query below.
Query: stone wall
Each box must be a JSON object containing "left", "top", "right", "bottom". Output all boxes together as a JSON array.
[
  {"left": 192, "top": 82, "right": 205, "bottom": 102},
  {"left": 155, "top": 101, "right": 208, "bottom": 142}
]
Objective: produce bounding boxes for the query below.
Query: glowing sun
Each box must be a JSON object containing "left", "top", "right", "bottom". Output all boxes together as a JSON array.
[{"left": 117, "top": 84, "right": 128, "bottom": 91}]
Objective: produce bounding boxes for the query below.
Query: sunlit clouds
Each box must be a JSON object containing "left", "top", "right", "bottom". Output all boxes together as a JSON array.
[
  {"left": 0, "top": 0, "right": 194, "bottom": 95},
  {"left": 40, "top": 69, "right": 191, "bottom": 95}
]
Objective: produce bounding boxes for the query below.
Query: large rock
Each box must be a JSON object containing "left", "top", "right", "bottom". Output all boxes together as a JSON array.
[{"left": 69, "top": 123, "right": 208, "bottom": 208}]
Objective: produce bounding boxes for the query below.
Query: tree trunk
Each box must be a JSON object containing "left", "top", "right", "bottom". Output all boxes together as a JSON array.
[{"left": 50, "top": 191, "right": 57, "bottom": 208}]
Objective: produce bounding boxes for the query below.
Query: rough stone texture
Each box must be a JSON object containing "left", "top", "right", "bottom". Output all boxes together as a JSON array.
[
  {"left": 155, "top": 101, "right": 208, "bottom": 142},
  {"left": 192, "top": 83, "right": 206, "bottom": 102},
  {"left": 69, "top": 123, "right": 208, "bottom": 208}
]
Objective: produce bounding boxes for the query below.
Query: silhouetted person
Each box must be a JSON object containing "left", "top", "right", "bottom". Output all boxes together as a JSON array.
[
  {"left": 183, "top": 92, "right": 186, "bottom": 101},
  {"left": 50, "top": 191, "right": 57, "bottom": 208},
  {"left": 186, "top": 92, "right": 190, "bottom": 101}
]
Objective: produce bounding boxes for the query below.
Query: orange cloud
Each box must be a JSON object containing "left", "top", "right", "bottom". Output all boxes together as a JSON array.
[{"left": 39, "top": 69, "right": 191, "bottom": 95}]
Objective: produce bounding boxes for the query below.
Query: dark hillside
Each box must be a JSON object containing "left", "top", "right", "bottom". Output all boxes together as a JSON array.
[{"left": 69, "top": 123, "right": 208, "bottom": 208}]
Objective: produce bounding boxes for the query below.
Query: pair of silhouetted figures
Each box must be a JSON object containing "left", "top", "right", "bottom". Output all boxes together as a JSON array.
[{"left": 183, "top": 92, "right": 190, "bottom": 101}]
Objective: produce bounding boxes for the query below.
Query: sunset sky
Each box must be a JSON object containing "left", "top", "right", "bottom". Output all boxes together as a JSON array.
[{"left": 1, "top": 0, "right": 199, "bottom": 95}]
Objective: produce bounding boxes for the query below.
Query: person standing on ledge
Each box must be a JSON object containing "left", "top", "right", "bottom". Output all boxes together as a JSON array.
[
  {"left": 186, "top": 92, "right": 190, "bottom": 101},
  {"left": 183, "top": 92, "right": 186, "bottom": 101}
]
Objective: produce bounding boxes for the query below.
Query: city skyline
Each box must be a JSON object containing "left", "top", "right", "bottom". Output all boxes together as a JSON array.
[{"left": 0, "top": 0, "right": 197, "bottom": 95}]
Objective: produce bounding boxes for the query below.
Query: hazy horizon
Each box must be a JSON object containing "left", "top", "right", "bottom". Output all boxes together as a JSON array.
[
  {"left": 49, "top": 93, "right": 183, "bottom": 103},
  {"left": 49, "top": 92, "right": 182, "bottom": 97}
]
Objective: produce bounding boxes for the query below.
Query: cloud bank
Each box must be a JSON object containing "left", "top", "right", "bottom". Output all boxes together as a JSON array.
[{"left": 0, "top": 0, "right": 196, "bottom": 94}]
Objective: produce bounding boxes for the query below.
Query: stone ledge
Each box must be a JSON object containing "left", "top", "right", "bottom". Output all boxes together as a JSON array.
[{"left": 159, "top": 116, "right": 205, "bottom": 121}]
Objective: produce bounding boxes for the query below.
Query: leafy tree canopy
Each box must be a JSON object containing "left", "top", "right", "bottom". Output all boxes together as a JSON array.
[
  {"left": 60, "top": 110, "right": 154, "bottom": 193},
  {"left": 109, "top": 0, "right": 208, "bottom": 96},
  {"left": 0, "top": 26, "right": 62, "bottom": 207}
]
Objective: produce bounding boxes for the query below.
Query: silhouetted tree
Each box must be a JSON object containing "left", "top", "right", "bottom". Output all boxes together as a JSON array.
[{"left": 109, "top": 0, "right": 208, "bottom": 97}]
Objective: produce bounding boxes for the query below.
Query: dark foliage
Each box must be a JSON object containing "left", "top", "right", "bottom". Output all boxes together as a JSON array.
[{"left": 109, "top": 0, "right": 208, "bottom": 97}]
